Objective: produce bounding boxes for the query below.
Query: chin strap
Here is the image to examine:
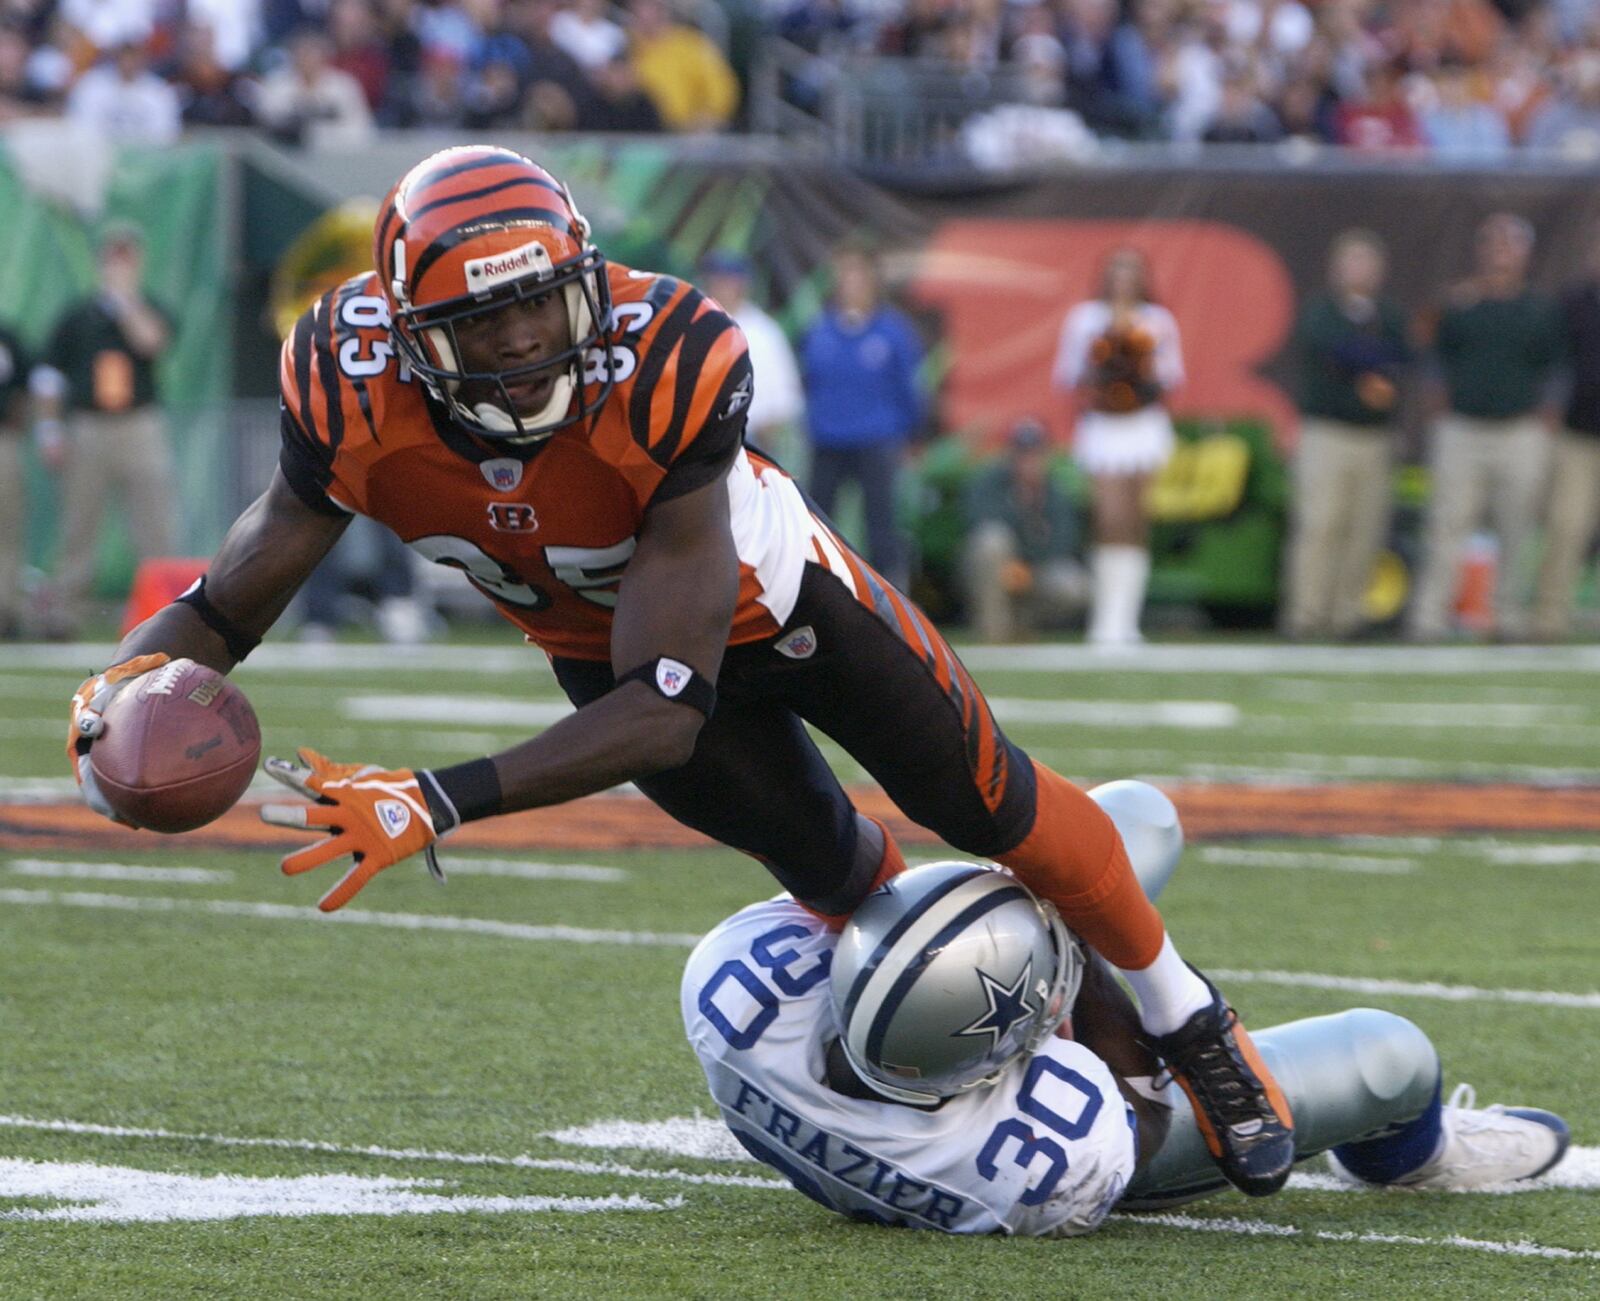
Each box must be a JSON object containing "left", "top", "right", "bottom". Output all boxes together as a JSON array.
[{"left": 468, "top": 367, "right": 575, "bottom": 440}]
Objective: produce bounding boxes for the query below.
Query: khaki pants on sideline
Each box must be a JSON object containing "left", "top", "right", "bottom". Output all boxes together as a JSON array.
[
  {"left": 1281, "top": 417, "right": 1393, "bottom": 638},
  {"left": 962, "top": 521, "right": 1085, "bottom": 642},
  {"left": 1533, "top": 431, "right": 1600, "bottom": 638},
  {"left": 53, "top": 407, "right": 175, "bottom": 629},
  {"left": 1407, "top": 414, "right": 1552, "bottom": 640},
  {"left": 0, "top": 433, "right": 23, "bottom": 623}
]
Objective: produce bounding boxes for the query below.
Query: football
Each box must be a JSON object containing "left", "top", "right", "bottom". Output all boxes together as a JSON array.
[{"left": 89, "top": 658, "right": 261, "bottom": 833}]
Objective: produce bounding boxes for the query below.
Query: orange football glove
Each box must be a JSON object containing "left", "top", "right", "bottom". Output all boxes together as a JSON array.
[
  {"left": 67, "top": 652, "right": 172, "bottom": 824},
  {"left": 259, "top": 747, "right": 444, "bottom": 912}
]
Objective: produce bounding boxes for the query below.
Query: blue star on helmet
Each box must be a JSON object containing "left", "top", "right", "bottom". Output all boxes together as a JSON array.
[{"left": 954, "top": 959, "right": 1036, "bottom": 1048}]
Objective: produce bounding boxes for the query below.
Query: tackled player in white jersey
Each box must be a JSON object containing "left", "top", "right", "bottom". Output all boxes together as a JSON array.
[{"left": 682, "top": 783, "right": 1573, "bottom": 1236}]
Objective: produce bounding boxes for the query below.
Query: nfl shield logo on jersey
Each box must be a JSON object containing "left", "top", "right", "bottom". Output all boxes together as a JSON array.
[
  {"left": 480, "top": 458, "right": 524, "bottom": 492},
  {"left": 775, "top": 626, "right": 817, "bottom": 660},
  {"left": 656, "top": 658, "right": 692, "bottom": 697}
]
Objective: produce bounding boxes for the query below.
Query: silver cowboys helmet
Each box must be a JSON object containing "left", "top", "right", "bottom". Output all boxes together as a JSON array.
[{"left": 829, "top": 862, "right": 1085, "bottom": 1106}]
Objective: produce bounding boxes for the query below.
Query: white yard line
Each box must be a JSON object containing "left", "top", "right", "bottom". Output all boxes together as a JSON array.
[
  {"left": 443, "top": 859, "right": 629, "bottom": 883},
  {"left": 1196, "top": 848, "right": 1415, "bottom": 875},
  {"left": 1118, "top": 1212, "right": 1600, "bottom": 1261},
  {"left": 0, "top": 1158, "right": 681, "bottom": 1223},
  {"left": 0, "top": 1115, "right": 786, "bottom": 1190},
  {"left": 547, "top": 1117, "right": 1600, "bottom": 1194},
  {"left": 2, "top": 1112, "right": 1589, "bottom": 1227},
  {"left": 350, "top": 693, "right": 1244, "bottom": 732},
  {"left": 1481, "top": 845, "right": 1600, "bottom": 865},
  {"left": 1257, "top": 678, "right": 1586, "bottom": 706},
  {"left": 6, "top": 888, "right": 1598, "bottom": 1009},
  {"left": 7, "top": 859, "right": 233, "bottom": 885},
  {"left": 1209, "top": 967, "right": 1600, "bottom": 1010},
  {"left": 1, "top": 643, "right": 554, "bottom": 676},
  {"left": 0, "top": 889, "right": 701, "bottom": 947},
  {"left": 1339, "top": 703, "right": 1585, "bottom": 727},
  {"left": 543, "top": 1117, "right": 748, "bottom": 1162},
  {"left": 1020, "top": 747, "right": 1600, "bottom": 785},
  {"left": 16, "top": 641, "right": 1600, "bottom": 676},
  {"left": 341, "top": 696, "right": 573, "bottom": 727},
  {"left": 0, "top": 777, "right": 110, "bottom": 802},
  {"left": 1155, "top": 756, "right": 1600, "bottom": 784},
  {"left": 956, "top": 643, "right": 1600, "bottom": 676},
  {"left": 1328, "top": 835, "right": 1600, "bottom": 860},
  {"left": 986, "top": 698, "right": 1240, "bottom": 730}
]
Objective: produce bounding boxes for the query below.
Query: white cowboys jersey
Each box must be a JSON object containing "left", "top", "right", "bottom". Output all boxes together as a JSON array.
[{"left": 681, "top": 898, "right": 1137, "bottom": 1236}]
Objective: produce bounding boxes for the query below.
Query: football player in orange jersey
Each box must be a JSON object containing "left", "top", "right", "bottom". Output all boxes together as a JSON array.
[{"left": 65, "top": 146, "right": 1292, "bottom": 1197}]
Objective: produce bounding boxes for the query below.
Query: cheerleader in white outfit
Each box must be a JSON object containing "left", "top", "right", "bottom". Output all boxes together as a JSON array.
[{"left": 1053, "top": 249, "right": 1185, "bottom": 647}]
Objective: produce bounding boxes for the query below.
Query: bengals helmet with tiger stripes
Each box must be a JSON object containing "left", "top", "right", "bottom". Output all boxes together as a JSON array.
[{"left": 374, "top": 145, "right": 615, "bottom": 442}]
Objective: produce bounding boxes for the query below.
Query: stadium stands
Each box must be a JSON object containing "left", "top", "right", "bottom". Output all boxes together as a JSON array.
[{"left": 0, "top": 0, "right": 1596, "bottom": 161}]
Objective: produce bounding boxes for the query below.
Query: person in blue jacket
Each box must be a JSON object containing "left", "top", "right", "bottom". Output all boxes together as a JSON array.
[{"left": 801, "top": 242, "right": 925, "bottom": 589}]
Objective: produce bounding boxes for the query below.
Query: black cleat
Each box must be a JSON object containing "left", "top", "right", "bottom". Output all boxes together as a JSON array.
[{"left": 1146, "top": 973, "right": 1296, "bottom": 1198}]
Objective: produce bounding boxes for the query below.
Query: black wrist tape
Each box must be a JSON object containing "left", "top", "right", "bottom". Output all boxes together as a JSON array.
[
  {"left": 616, "top": 656, "right": 717, "bottom": 718},
  {"left": 420, "top": 758, "right": 503, "bottom": 831},
  {"left": 174, "top": 576, "right": 261, "bottom": 663}
]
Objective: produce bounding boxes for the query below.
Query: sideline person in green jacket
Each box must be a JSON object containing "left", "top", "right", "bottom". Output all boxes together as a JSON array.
[
  {"left": 1407, "top": 213, "right": 1561, "bottom": 643},
  {"left": 1283, "top": 229, "right": 1410, "bottom": 641}
]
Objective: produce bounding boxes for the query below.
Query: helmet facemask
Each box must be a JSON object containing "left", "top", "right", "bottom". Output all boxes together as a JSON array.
[{"left": 390, "top": 229, "right": 615, "bottom": 444}]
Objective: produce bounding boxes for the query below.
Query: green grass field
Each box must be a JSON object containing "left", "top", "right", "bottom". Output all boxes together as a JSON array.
[{"left": 1, "top": 639, "right": 1597, "bottom": 1298}]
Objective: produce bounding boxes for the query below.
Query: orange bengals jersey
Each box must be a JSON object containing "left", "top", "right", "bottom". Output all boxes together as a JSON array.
[{"left": 278, "top": 262, "right": 827, "bottom": 661}]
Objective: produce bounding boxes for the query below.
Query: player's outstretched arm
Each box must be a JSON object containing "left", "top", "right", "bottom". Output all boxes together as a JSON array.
[
  {"left": 487, "top": 469, "right": 739, "bottom": 809},
  {"left": 260, "top": 471, "right": 739, "bottom": 911},
  {"left": 112, "top": 467, "right": 350, "bottom": 673},
  {"left": 68, "top": 467, "right": 348, "bottom": 825}
]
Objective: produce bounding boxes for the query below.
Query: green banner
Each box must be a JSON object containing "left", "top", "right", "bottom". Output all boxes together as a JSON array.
[{"left": 0, "top": 142, "right": 229, "bottom": 590}]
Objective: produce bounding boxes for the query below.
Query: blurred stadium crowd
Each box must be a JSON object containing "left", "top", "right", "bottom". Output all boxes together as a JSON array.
[{"left": 3, "top": 0, "right": 1600, "bottom": 153}]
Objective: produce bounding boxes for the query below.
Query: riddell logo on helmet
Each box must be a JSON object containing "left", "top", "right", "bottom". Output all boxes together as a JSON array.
[{"left": 464, "top": 240, "right": 554, "bottom": 292}]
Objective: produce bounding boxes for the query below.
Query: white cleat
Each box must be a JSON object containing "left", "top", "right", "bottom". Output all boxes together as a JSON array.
[{"left": 1329, "top": 1083, "right": 1571, "bottom": 1191}]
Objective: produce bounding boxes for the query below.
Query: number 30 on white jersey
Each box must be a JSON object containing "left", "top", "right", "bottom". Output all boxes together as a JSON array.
[{"left": 680, "top": 898, "right": 1137, "bottom": 1236}]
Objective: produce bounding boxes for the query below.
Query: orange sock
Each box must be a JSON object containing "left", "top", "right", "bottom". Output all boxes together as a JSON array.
[
  {"left": 803, "top": 816, "right": 909, "bottom": 931},
  {"left": 996, "top": 760, "right": 1165, "bottom": 969}
]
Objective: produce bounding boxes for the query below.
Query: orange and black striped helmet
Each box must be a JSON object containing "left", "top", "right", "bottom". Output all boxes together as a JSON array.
[{"left": 375, "top": 145, "right": 615, "bottom": 442}]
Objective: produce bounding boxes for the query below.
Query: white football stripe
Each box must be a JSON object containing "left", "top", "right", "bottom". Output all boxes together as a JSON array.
[
  {"left": 986, "top": 698, "right": 1241, "bottom": 730},
  {"left": 1196, "top": 848, "right": 1415, "bottom": 876},
  {"left": 544, "top": 1117, "right": 749, "bottom": 1162},
  {"left": 956, "top": 642, "right": 1600, "bottom": 676},
  {"left": 0, "top": 1115, "right": 786, "bottom": 1190},
  {"left": 342, "top": 696, "right": 573, "bottom": 727},
  {"left": 7, "top": 859, "right": 232, "bottom": 885},
  {"left": 16, "top": 639, "right": 1600, "bottom": 675},
  {"left": 0, "top": 1159, "right": 680, "bottom": 1224},
  {"left": 445, "top": 859, "right": 628, "bottom": 883},
  {"left": 1482, "top": 845, "right": 1600, "bottom": 866},
  {"left": 339, "top": 692, "right": 1234, "bottom": 735},
  {"left": 1119, "top": 1211, "right": 1600, "bottom": 1261},
  {"left": 0, "top": 888, "right": 701, "bottom": 947},
  {"left": 6, "top": 888, "right": 1598, "bottom": 1010},
  {"left": 1209, "top": 967, "right": 1600, "bottom": 1010}
]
